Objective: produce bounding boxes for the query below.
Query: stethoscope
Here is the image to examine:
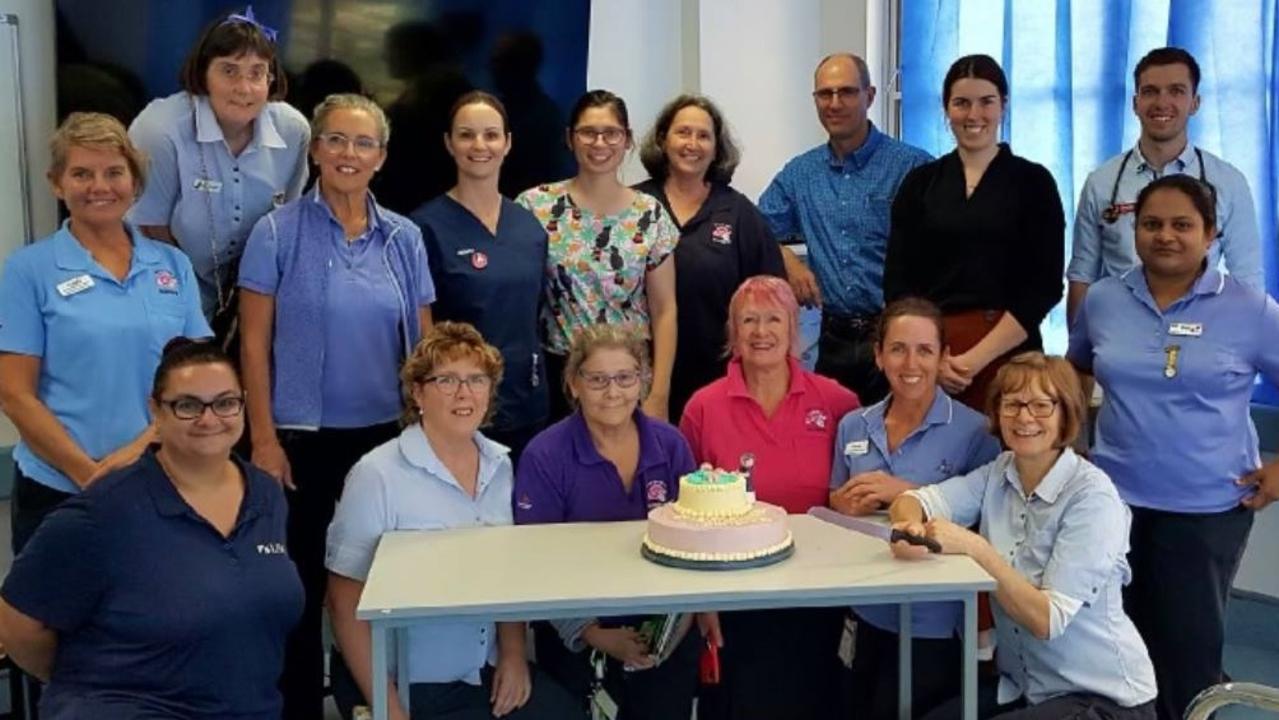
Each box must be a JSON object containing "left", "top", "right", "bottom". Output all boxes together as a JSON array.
[{"left": 1100, "top": 147, "right": 1212, "bottom": 226}]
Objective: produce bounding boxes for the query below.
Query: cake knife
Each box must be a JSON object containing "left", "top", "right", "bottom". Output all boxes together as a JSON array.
[{"left": 807, "top": 506, "right": 942, "bottom": 553}]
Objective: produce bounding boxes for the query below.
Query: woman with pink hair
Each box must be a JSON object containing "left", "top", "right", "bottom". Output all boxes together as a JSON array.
[{"left": 680, "top": 274, "right": 860, "bottom": 720}]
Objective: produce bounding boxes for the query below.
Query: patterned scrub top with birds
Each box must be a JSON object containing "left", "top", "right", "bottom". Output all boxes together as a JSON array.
[{"left": 516, "top": 180, "right": 679, "bottom": 354}]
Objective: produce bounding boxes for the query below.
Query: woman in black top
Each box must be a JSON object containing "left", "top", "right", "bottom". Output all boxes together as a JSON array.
[
  {"left": 883, "top": 55, "right": 1064, "bottom": 411},
  {"left": 634, "top": 94, "right": 785, "bottom": 422}
]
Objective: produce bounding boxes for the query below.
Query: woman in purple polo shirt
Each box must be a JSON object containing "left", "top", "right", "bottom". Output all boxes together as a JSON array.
[
  {"left": 238, "top": 93, "right": 434, "bottom": 719},
  {"left": 514, "top": 325, "right": 703, "bottom": 719}
]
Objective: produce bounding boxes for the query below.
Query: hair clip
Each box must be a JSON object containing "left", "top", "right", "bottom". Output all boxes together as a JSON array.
[{"left": 222, "top": 6, "right": 278, "bottom": 44}]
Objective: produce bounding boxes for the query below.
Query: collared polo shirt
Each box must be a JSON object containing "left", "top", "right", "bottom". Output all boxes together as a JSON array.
[
  {"left": 128, "top": 92, "right": 311, "bottom": 313},
  {"left": 412, "top": 195, "right": 549, "bottom": 432},
  {"left": 0, "top": 222, "right": 210, "bottom": 493},
  {"left": 1067, "top": 268, "right": 1279, "bottom": 512},
  {"left": 830, "top": 392, "right": 999, "bottom": 638},
  {"left": 633, "top": 179, "right": 786, "bottom": 422},
  {"left": 758, "top": 124, "right": 931, "bottom": 316},
  {"left": 680, "top": 356, "right": 860, "bottom": 513},
  {"left": 908, "top": 449, "right": 1156, "bottom": 708},
  {"left": 514, "top": 410, "right": 696, "bottom": 524},
  {"left": 1, "top": 452, "right": 303, "bottom": 719},
  {"left": 1069, "top": 143, "right": 1262, "bottom": 290},
  {"left": 326, "top": 425, "right": 514, "bottom": 685}
]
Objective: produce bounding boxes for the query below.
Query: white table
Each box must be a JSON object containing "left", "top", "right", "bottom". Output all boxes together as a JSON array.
[{"left": 357, "top": 514, "right": 995, "bottom": 720}]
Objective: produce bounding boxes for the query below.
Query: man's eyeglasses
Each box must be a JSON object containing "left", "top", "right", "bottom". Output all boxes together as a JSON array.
[
  {"left": 577, "top": 370, "right": 644, "bottom": 391},
  {"left": 998, "top": 398, "right": 1058, "bottom": 418},
  {"left": 317, "top": 132, "right": 383, "bottom": 157},
  {"left": 160, "top": 395, "right": 246, "bottom": 420},
  {"left": 573, "top": 127, "right": 627, "bottom": 146},
  {"left": 812, "top": 86, "right": 861, "bottom": 104},
  {"left": 420, "top": 374, "right": 494, "bottom": 396}
]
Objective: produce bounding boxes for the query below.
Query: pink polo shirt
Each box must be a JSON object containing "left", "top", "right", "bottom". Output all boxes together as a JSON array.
[{"left": 679, "top": 356, "right": 860, "bottom": 514}]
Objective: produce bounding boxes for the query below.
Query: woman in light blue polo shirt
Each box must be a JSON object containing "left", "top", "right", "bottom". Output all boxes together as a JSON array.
[
  {"left": 0, "top": 112, "right": 209, "bottom": 554},
  {"left": 411, "top": 91, "right": 549, "bottom": 461},
  {"left": 326, "top": 322, "right": 578, "bottom": 720},
  {"left": 128, "top": 7, "right": 310, "bottom": 320},
  {"left": 890, "top": 353, "right": 1156, "bottom": 720},
  {"left": 1067, "top": 174, "right": 1279, "bottom": 720},
  {"left": 829, "top": 297, "right": 999, "bottom": 720},
  {"left": 238, "top": 92, "right": 434, "bottom": 720}
]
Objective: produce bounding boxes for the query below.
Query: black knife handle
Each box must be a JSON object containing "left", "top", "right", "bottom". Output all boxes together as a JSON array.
[{"left": 890, "top": 528, "right": 942, "bottom": 554}]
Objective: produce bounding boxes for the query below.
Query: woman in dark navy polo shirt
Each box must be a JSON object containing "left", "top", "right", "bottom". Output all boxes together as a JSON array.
[
  {"left": 515, "top": 325, "right": 703, "bottom": 720},
  {"left": 0, "top": 338, "right": 302, "bottom": 720},
  {"left": 411, "top": 91, "right": 549, "bottom": 461},
  {"left": 634, "top": 95, "right": 785, "bottom": 423}
]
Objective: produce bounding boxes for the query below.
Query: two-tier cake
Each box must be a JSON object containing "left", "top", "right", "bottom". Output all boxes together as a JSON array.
[{"left": 641, "top": 466, "right": 793, "bottom": 569}]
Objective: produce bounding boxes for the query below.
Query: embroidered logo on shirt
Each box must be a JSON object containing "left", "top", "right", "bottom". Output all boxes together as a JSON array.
[
  {"left": 804, "top": 408, "right": 829, "bottom": 431},
  {"left": 645, "top": 479, "right": 669, "bottom": 507},
  {"left": 711, "top": 223, "right": 733, "bottom": 245},
  {"left": 935, "top": 459, "right": 954, "bottom": 477},
  {"left": 471, "top": 251, "right": 489, "bottom": 270},
  {"left": 256, "top": 542, "right": 287, "bottom": 555},
  {"left": 516, "top": 494, "right": 533, "bottom": 511},
  {"left": 155, "top": 269, "right": 180, "bottom": 294}
]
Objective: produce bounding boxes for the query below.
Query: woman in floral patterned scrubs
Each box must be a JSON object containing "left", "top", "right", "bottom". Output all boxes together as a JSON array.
[{"left": 517, "top": 90, "right": 679, "bottom": 422}]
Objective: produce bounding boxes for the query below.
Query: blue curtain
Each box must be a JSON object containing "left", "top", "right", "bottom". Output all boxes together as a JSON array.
[{"left": 901, "top": 0, "right": 1279, "bottom": 400}]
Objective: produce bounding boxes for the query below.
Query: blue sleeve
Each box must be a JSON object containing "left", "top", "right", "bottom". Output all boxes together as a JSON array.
[
  {"left": 409, "top": 226, "right": 436, "bottom": 306},
  {"left": 1067, "top": 173, "right": 1104, "bottom": 284},
  {"left": 913, "top": 461, "right": 993, "bottom": 527},
  {"left": 1042, "top": 484, "right": 1130, "bottom": 609},
  {"left": 829, "top": 415, "right": 853, "bottom": 489},
  {"left": 0, "top": 252, "right": 44, "bottom": 356},
  {"left": 757, "top": 167, "right": 800, "bottom": 240},
  {"left": 237, "top": 214, "right": 281, "bottom": 295},
  {"left": 127, "top": 106, "right": 180, "bottom": 227},
  {"left": 1215, "top": 165, "right": 1263, "bottom": 291},
  {"left": 0, "top": 497, "right": 106, "bottom": 632},
  {"left": 324, "top": 458, "right": 392, "bottom": 582},
  {"left": 177, "top": 254, "right": 212, "bottom": 337},
  {"left": 1065, "top": 291, "right": 1094, "bottom": 373},
  {"left": 512, "top": 440, "right": 569, "bottom": 524},
  {"left": 1250, "top": 294, "right": 1279, "bottom": 385}
]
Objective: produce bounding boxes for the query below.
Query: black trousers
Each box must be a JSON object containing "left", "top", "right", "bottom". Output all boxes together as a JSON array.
[
  {"left": 921, "top": 677, "right": 1157, "bottom": 720},
  {"left": 531, "top": 621, "right": 700, "bottom": 720},
  {"left": 698, "top": 607, "right": 845, "bottom": 720},
  {"left": 8, "top": 467, "right": 72, "bottom": 720},
  {"left": 816, "top": 313, "right": 887, "bottom": 405},
  {"left": 278, "top": 422, "right": 400, "bottom": 720},
  {"left": 1123, "top": 505, "right": 1254, "bottom": 720},
  {"left": 849, "top": 617, "right": 962, "bottom": 720}
]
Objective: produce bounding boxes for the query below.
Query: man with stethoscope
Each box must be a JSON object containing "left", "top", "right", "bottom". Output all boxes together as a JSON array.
[{"left": 1067, "top": 46, "right": 1262, "bottom": 324}]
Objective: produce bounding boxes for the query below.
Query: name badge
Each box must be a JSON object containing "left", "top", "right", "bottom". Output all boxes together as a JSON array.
[
  {"left": 193, "top": 178, "right": 223, "bottom": 193},
  {"left": 845, "top": 440, "right": 869, "bottom": 456},
  {"left": 1169, "top": 322, "right": 1203, "bottom": 337},
  {"left": 56, "top": 274, "right": 94, "bottom": 297}
]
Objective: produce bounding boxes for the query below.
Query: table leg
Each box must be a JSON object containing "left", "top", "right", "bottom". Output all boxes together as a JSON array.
[
  {"left": 898, "top": 602, "right": 912, "bottom": 720},
  {"left": 963, "top": 594, "right": 978, "bottom": 720},
  {"left": 372, "top": 621, "right": 388, "bottom": 720},
  {"left": 396, "top": 627, "right": 410, "bottom": 712}
]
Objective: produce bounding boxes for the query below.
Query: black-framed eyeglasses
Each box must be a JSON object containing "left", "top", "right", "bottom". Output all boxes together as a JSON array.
[
  {"left": 160, "top": 395, "right": 246, "bottom": 420},
  {"left": 420, "top": 374, "right": 494, "bottom": 396},
  {"left": 577, "top": 369, "right": 644, "bottom": 391},
  {"left": 998, "top": 398, "right": 1058, "bottom": 418}
]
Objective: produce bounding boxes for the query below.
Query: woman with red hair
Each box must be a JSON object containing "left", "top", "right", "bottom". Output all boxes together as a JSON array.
[{"left": 680, "top": 274, "right": 860, "bottom": 720}]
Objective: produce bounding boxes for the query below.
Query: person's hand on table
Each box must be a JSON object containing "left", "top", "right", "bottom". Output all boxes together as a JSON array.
[
  {"left": 924, "top": 517, "right": 984, "bottom": 556},
  {"left": 889, "top": 520, "right": 932, "bottom": 560},
  {"left": 839, "top": 471, "right": 917, "bottom": 514},
  {"left": 490, "top": 651, "right": 532, "bottom": 717},
  {"left": 583, "top": 625, "right": 654, "bottom": 669}
]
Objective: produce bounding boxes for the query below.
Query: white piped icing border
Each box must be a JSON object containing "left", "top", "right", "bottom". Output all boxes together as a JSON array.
[{"left": 641, "top": 531, "right": 794, "bottom": 562}]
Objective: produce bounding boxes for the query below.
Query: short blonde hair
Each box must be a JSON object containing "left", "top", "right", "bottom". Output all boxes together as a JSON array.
[
  {"left": 48, "top": 112, "right": 147, "bottom": 191},
  {"left": 563, "top": 325, "right": 651, "bottom": 408},
  {"left": 399, "top": 322, "right": 503, "bottom": 426},
  {"left": 985, "top": 352, "right": 1086, "bottom": 449},
  {"left": 312, "top": 93, "right": 391, "bottom": 146}
]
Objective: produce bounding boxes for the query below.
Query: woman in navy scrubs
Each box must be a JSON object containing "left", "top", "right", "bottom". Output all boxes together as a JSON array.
[
  {"left": 1068, "top": 175, "right": 1279, "bottom": 720},
  {"left": 128, "top": 7, "right": 310, "bottom": 321},
  {"left": 829, "top": 297, "right": 999, "bottom": 720},
  {"left": 634, "top": 95, "right": 785, "bottom": 422},
  {"left": 411, "top": 91, "right": 549, "bottom": 461},
  {"left": 0, "top": 338, "right": 303, "bottom": 720}
]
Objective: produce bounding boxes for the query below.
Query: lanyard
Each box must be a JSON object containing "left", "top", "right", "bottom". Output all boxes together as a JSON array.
[{"left": 1100, "top": 147, "right": 1209, "bottom": 225}]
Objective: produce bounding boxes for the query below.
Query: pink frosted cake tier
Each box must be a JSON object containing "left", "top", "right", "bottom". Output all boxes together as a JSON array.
[{"left": 642, "top": 501, "right": 793, "bottom": 564}]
